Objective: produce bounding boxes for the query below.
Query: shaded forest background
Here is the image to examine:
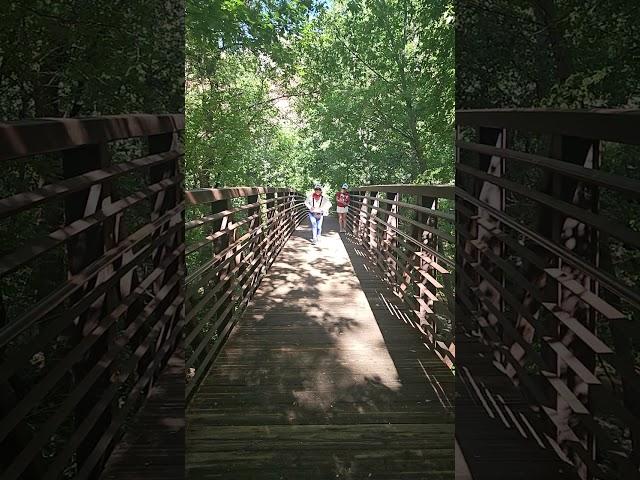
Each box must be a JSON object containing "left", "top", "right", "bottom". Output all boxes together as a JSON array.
[
  {"left": 1, "top": 1, "right": 184, "bottom": 119},
  {"left": 457, "top": 0, "right": 640, "bottom": 110}
]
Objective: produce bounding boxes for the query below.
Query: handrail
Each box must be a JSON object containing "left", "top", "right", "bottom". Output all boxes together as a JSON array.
[
  {"left": 184, "top": 187, "right": 306, "bottom": 398},
  {"left": 186, "top": 186, "right": 298, "bottom": 203},
  {"left": 0, "top": 114, "right": 184, "bottom": 479},
  {"left": 346, "top": 185, "right": 455, "bottom": 368},
  {"left": 353, "top": 183, "right": 455, "bottom": 198},
  {"left": 457, "top": 108, "right": 640, "bottom": 145},
  {"left": 456, "top": 108, "right": 640, "bottom": 480},
  {"left": 0, "top": 114, "right": 184, "bottom": 161}
]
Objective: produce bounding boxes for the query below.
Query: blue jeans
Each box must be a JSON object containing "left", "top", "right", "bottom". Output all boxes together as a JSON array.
[{"left": 309, "top": 212, "right": 323, "bottom": 240}]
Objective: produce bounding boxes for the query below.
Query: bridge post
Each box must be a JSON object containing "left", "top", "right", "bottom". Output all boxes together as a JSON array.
[
  {"left": 211, "top": 198, "right": 232, "bottom": 257},
  {"left": 274, "top": 192, "right": 284, "bottom": 243},
  {"left": 270, "top": 192, "right": 285, "bottom": 266},
  {"left": 373, "top": 192, "right": 385, "bottom": 249},
  {"left": 264, "top": 192, "right": 277, "bottom": 272},
  {"left": 372, "top": 191, "right": 392, "bottom": 284},
  {"left": 244, "top": 194, "right": 261, "bottom": 298},
  {"left": 279, "top": 190, "right": 288, "bottom": 232},
  {"left": 62, "top": 142, "right": 116, "bottom": 476},
  {"left": 345, "top": 189, "right": 355, "bottom": 235},
  {"left": 543, "top": 135, "right": 600, "bottom": 478},
  {"left": 463, "top": 127, "right": 507, "bottom": 353},
  {"left": 366, "top": 191, "right": 379, "bottom": 253},
  {"left": 456, "top": 124, "right": 480, "bottom": 332},
  {"left": 265, "top": 192, "right": 275, "bottom": 222},
  {"left": 287, "top": 191, "right": 298, "bottom": 242},
  {"left": 421, "top": 195, "right": 439, "bottom": 255},
  {"left": 145, "top": 132, "right": 184, "bottom": 390},
  {"left": 412, "top": 194, "right": 438, "bottom": 343},
  {"left": 384, "top": 191, "right": 399, "bottom": 294},
  {"left": 357, "top": 190, "right": 368, "bottom": 240},
  {"left": 149, "top": 133, "right": 183, "bottom": 278},
  {"left": 185, "top": 196, "right": 232, "bottom": 367}
]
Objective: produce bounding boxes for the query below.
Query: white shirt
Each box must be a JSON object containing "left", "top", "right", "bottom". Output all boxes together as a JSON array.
[{"left": 304, "top": 193, "right": 332, "bottom": 215}]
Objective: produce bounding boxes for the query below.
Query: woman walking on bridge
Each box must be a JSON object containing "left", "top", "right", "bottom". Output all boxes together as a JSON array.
[
  {"left": 335, "top": 183, "right": 350, "bottom": 233},
  {"left": 305, "top": 184, "right": 332, "bottom": 244}
]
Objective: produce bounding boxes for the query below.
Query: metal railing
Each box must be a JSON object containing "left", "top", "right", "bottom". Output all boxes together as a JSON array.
[
  {"left": 0, "top": 114, "right": 184, "bottom": 479},
  {"left": 346, "top": 184, "right": 456, "bottom": 367},
  {"left": 184, "top": 187, "right": 306, "bottom": 397},
  {"left": 5, "top": 108, "right": 635, "bottom": 479},
  {"left": 456, "top": 109, "right": 640, "bottom": 480}
]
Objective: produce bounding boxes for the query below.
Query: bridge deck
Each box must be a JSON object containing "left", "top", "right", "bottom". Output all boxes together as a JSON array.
[
  {"left": 455, "top": 332, "right": 580, "bottom": 480},
  {"left": 186, "top": 216, "right": 455, "bottom": 479},
  {"left": 100, "top": 349, "right": 185, "bottom": 480}
]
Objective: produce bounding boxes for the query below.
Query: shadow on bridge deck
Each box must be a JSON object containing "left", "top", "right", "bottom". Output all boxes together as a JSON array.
[
  {"left": 100, "top": 350, "right": 186, "bottom": 480},
  {"left": 186, "top": 216, "right": 455, "bottom": 479}
]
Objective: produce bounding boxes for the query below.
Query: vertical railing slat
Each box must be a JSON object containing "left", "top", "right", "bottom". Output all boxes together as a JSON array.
[
  {"left": 184, "top": 188, "right": 305, "bottom": 398},
  {"left": 62, "top": 142, "right": 114, "bottom": 476}
]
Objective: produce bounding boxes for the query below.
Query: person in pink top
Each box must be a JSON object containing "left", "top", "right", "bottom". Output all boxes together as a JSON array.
[{"left": 335, "top": 183, "right": 351, "bottom": 233}]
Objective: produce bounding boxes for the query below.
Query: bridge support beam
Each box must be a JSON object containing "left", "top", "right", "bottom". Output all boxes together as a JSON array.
[
  {"left": 543, "top": 135, "right": 600, "bottom": 479},
  {"left": 147, "top": 132, "right": 184, "bottom": 391},
  {"left": 62, "top": 142, "right": 116, "bottom": 476}
]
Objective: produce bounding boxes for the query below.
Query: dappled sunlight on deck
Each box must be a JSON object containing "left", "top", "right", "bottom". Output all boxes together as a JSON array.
[{"left": 187, "top": 216, "right": 455, "bottom": 479}]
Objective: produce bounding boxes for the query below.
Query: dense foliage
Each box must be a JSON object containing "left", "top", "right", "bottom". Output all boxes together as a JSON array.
[
  {"left": 457, "top": 0, "right": 640, "bottom": 110},
  {"left": 1, "top": 0, "right": 184, "bottom": 119},
  {"left": 185, "top": 0, "right": 455, "bottom": 192}
]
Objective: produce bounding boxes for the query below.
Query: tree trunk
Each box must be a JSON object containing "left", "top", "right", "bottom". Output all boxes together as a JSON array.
[{"left": 533, "top": 0, "right": 573, "bottom": 84}]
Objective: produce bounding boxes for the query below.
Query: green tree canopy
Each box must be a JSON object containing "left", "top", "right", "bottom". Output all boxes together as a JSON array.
[{"left": 185, "top": 0, "right": 455, "bottom": 192}]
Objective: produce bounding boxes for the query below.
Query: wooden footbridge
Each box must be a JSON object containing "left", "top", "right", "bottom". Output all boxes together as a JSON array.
[{"left": 0, "top": 110, "right": 638, "bottom": 480}]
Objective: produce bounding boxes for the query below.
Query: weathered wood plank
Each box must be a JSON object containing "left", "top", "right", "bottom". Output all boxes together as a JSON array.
[
  {"left": 100, "top": 349, "right": 185, "bottom": 480},
  {"left": 187, "top": 217, "right": 455, "bottom": 479}
]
